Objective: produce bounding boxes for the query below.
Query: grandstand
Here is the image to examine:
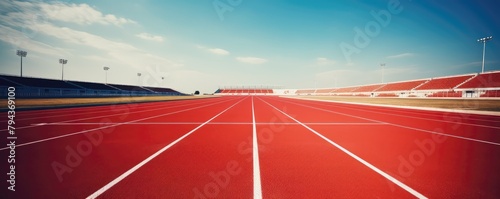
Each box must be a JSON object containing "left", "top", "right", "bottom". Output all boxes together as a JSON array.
[
  {"left": 0, "top": 74, "right": 185, "bottom": 98},
  {"left": 332, "top": 86, "right": 359, "bottom": 93},
  {"left": 3, "top": 71, "right": 499, "bottom": 99},
  {"left": 314, "top": 88, "right": 336, "bottom": 95},
  {"left": 291, "top": 71, "right": 500, "bottom": 98},
  {"left": 376, "top": 79, "right": 428, "bottom": 92},
  {"left": 67, "top": 80, "right": 118, "bottom": 90},
  {"left": 415, "top": 74, "right": 476, "bottom": 91},
  {"left": 216, "top": 88, "right": 274, "bottom": 95},
  {"left": 2, "top": 75, "right": 82, "bottom": 89},
  {"left": 457, "top": 71, "right": 500, "bottom": 89},
  {"left": 143, "top": 87, "right": 178, "bottom": 93},
  {"left": 354, "top": 84, "right": 385, "bottom": 92},
  {"left": 107, "top": 84, "right": 152, "bottom": 93}
]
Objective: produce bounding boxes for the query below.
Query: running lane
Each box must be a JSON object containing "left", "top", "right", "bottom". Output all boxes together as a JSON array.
[
  {"left": 88, "top": 96, "right": 252, "bottom": 198},
  {"left": 0, "top": 97, "right": 224, "bottom": 132},
  {"left": 0, "top": 97, "right": 239, "bottom": 199},
  {"left": 254, "top": 96, "right": 418, "bottom": 198},
  {"left": 267, "top": 96, "right": 500, "bottom": 198},
  {"left": 282, "top": 97, "right": 500, "bottom": 143},
  {"left": 0, "top": 97, "right": 232, "bottom": 148}
]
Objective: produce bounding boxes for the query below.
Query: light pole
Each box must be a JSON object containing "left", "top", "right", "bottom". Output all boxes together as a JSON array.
[
  {"left": 103, "top": 66, "right": 110, "bottom": 84},
  {"left": 161, "top": 76, "right": 165, "bottom": 87},
  {"left": 477, "top": 36, "right": 493, "bottom": 73},
  {"left": 380, "top": 63, "right": 386, "bottom": 83},
  {"left": 137, "top": 73, "right": 142, "bottom": 86},
  {"left": 16, "top": 50, "right": 27, "bottom": 77},
  {"left": 59, "top": 59, "right": 68, "bottom": 80}
]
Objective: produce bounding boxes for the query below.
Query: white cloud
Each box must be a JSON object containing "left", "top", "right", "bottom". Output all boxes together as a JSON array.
[
  {"left": 386, "top": 53, "right": 415, "bottom": 59},
  {"left": 0, "top": 1, "right": 181, "bottom": 70},
  {"left": 208, "top": 48, "right": 230, "bottom": 55},
  {"left": 197, "top": 45, "right": 230, "bottom": 56},
  {"left": 316, "top": 57, "right": 335, "bottom": 66},
  {"left": 0, "top": 24, "right": 68, "bottom": 56},
  {"left": 136, "top": 33, "right": 164, "bottom": 42},
  {"left": 236, "top": 57, "right": 268, "bottom": 64},
  {"left": 15, "top": 1, "right": 136, "bottom": 26}
]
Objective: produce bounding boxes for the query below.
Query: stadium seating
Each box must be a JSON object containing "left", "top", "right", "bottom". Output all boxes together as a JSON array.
[
  {"left": 66, "top": 80, "right": 118, "bottom": 90},
  {"left": 332, "top": 86, "right": 359, "bottom": 93},
  {"left": 1, "top": 75, "right": 81, "bottom": 89},
  {"left": 0, "top": 77, "right": 23, "bottom": 87},
  {"left": 332, "top": 86, "right": 358, "bottom": 93},
  {"left": 107, "top": 84, "right": 151, "bottom": 92},
  {"left": 416, "top": 74, "right": 475, "bottom": 90},
  {"left": 353, "top": 84, "right": 385, "bottom": 92},
  {"left": 376, "top": 79, "right": 428, "bottom": 92},
  {"left": 0, "top": 74, "right": 184, "bottom": 98},
  {"left": 143, "top": 87, "right": 178, "bottom": 93},
  {"left": 457, "top": 71, "right": 500, "bottom": 89},
  {"left": 218, "top": 89, "right": 274, "bottom": 94},
  {"left": 215, "top": 72, "right": 499, "bottom": 98},
  {"left": 315, "top": 88, "right": 336, "bottom": 94}
]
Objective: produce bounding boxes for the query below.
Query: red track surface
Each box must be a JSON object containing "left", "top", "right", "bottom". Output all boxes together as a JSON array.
[{"left": 1, "top": 96, "right": 499, "bottom": 198}]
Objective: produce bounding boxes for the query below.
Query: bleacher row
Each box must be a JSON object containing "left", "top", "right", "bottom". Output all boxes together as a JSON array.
[
  {"left": 0, "top": 74, "right": 184, "bottom": 98},
  {"left": 215, "top": 89, "right": 273, "bottom": 95},
  {"left": 296, "top": 71, "right": 500, "bottom": 98}
]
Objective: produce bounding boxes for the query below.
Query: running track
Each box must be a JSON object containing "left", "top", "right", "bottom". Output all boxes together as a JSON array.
[{"left": 1, "top": 96, "right": 499, "bottom": 198}]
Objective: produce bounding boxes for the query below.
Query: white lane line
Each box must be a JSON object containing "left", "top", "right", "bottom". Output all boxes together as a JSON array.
[
  {"left": 305, "top": 98, "right": 500, "bottom": 123},
  {"left": 251, "top": 97, "right": 263, "bottom": 199},
  {"left": 0, "top": 98, "right": 237, "bottom": 151},
  {"left": 289, "top": 97, "right": 500, "bottom": 129},
  {"left": 86, "top": 98, "right": 244, "bottom": 199},
  {"left": 260, "top": 98, "right": 428, "bottom": 199},
  {"left": 277, "top": 98, "right": 500, "bottom": 146},
  {"left": 33, "top": 122, "right": 386, "bottom": 126},
  {"left": 0, "top": 100, "right": 176, "bottom": 122},
  {"left": 0, "top": 98, "right": 224, "bottom": 132}
]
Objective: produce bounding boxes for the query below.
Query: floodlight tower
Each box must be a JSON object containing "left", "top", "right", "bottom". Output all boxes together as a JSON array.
[
  {"left": 103, "top": 66, "right": 110, "bottom": 84},
  {"left": 161, "top": 76, "right": 165, "bottom": 87},
  {"left": 477, "top": 36, "right": 493, "bottom": 73},
  {"left": 380, "top": 63, "right": 386, "bottom": 83},
  {"left": 59, "top": 59, "right": 68, "bottom": 80},
  {"left": 16, "top": 50, "right": 27, "bottom": 77}
]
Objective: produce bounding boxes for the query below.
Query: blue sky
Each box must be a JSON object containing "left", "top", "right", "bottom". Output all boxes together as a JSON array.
[{"left": 0, "top": 0, "right": 499, "bottom": 93}]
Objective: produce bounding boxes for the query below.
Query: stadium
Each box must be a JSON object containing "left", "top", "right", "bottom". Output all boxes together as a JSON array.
[{"left": 1, "top": 1, "right": 500, "bottom": 199}]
